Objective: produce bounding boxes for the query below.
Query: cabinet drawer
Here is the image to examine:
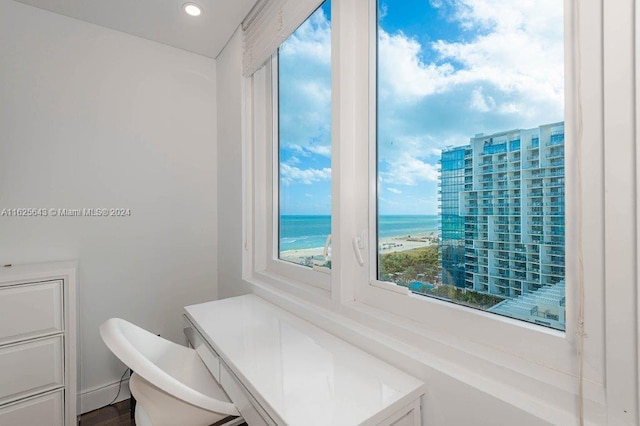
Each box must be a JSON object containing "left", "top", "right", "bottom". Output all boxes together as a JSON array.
[
  {"left": 0, "top": 280, "right": 63, "bottom": 344},
  {"left": 0, "top": 336, "right": 64, "bottom": 405},
  {"left": 0, "top": 390, "right": 63, "bottom": 426}
]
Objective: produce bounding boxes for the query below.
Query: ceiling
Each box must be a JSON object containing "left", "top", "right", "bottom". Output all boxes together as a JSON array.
[{"left": 13, "top": 0, "right": 259, "bottom": 59}]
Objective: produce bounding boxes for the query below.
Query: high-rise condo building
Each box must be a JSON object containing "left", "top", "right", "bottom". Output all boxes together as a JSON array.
[{"left": 439, "top": 122, "right": 565, "bottom": 328}]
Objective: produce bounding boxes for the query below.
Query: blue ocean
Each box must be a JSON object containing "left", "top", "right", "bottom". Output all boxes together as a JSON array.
[{"left": 280, "top": 215, "right": 439, "bottom": 251}]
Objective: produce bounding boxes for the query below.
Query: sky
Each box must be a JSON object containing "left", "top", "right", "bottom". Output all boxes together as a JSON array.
[{"left": 278, "top": 0, "right": 564, "bottom": 216}]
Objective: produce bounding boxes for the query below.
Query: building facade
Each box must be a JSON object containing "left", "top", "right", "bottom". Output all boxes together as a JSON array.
[
  {"left": 439, "top": 122, "right": 565, "bottom": 326},
  {"left": 439, "top": 146, "right": 469, "bottom": 287}
]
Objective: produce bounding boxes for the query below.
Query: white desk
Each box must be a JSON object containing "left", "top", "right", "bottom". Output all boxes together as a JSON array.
[{"left": 184, "top": 295, "right": 425, "bottom": 426}]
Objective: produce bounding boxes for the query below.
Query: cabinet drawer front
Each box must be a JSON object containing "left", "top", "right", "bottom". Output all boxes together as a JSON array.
[
  {"left": 0, "top": 336, "right": 64, "bottom": 405},
  {"left": 0, "top": 280, "right": 63, "bottom": 344},
  {"left": 0, "top": 390, "right": 64, "bottom": 426}
]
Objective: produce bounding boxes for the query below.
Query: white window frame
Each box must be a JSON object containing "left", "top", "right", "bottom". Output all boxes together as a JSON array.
[
  {"left": 247, "top": 45, "right": 332, "bottom": 295},
  {"left": 243, "top": 0, "right": 632, "bottom": 420}
]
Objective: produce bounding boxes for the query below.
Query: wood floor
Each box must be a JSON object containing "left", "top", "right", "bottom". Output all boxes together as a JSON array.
[
  {"left": 78, "top": 400, "right": 248, "bottom": 426},
  {"left": 79, "top": 400, "right": 134, "bottom": 426}
]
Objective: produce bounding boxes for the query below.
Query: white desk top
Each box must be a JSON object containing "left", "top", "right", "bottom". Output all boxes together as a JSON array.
[{"left": 185, "top": 294, "right": 425, "bottom": 426}]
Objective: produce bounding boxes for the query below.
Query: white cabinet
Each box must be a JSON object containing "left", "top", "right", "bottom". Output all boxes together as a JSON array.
[{"left": 0, "top": 262, "right": 77, "bottom": 425}]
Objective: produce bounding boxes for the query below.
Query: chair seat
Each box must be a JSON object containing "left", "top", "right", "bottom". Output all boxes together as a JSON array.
[{"left": 100, "top": 318, "right": 241, "bottom": 426}]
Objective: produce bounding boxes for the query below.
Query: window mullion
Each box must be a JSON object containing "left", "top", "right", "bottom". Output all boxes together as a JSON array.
[{"left": 330, "top": 0, "right": 371, "bottom": 304}]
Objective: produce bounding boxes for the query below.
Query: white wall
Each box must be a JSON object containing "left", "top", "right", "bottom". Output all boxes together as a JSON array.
[
  {"left": 0, "top": 0, "right": 218, "bottom": 412},
  {"left": 216, "top": 28, "right": 252, "bottom": 299}
]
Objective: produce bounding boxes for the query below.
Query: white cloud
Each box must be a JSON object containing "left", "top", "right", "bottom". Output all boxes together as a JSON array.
[
  {"left": 281, "top": 163, "right": 331, "bottom": 185},
  {"left": 387, "top": 187, "right": 402, "bottom": 194},
  {"left": 278, "top": 7, "right": 332, "bottom": 153},
  {"left": 379, "top": 3, "right": 389, "bottom": 19},
  {"left": 289, "top": 144, "right": 331, "bottom": 158},
  {"left": 298, "top": 80, "right": 331, "bottom": 105},
  {"left": 306, "top": 144, "right": 331, "bottom": 157},
  {"left": 279, "top": 8, "right": 331, "bottom": 65},
  {"left": 378, "top": 30, "right": 454, "bottom": 101},
  {"left": 381, "top": 152, "right": 439, "bottom": 185},
  {"left": 378, "top": 0, "right": 564, "bottom": 119},
  {"left": 469, "top": 87, "right": 496, "bottom": 112}
]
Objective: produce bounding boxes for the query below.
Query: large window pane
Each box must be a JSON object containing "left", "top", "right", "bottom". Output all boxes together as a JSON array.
[
  {"left": 278, "top": 2, "right": 332, "bottom": 269},
  {"left": 376, "top": 0, "right": 565, "bottom": 330}
]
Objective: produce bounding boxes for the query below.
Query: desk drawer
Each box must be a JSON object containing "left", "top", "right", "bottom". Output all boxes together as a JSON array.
[
  {"left": 0, "top": 390, "right": 63, "bottom": 426},
  {"left": 0, "top": 336, "right": 64, "bottom": 405},
  {"left": 184, "top": 325, "right": 220, "bottom": 381},
  {"left": 220, "top": 364, "right": 274, "bottom": 426},
  {"left": 0, "top": 280, "right": 63, "bottom": 344}
]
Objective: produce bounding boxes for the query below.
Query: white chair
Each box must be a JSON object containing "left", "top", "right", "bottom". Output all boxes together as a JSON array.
[{"left": 100, "top": 318, "right": 242, "bottom": 426}]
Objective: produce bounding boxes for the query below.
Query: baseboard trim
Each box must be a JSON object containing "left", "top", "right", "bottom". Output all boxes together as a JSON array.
[{"left": 79, "top": 377, "right": 131, "bottom": 414}]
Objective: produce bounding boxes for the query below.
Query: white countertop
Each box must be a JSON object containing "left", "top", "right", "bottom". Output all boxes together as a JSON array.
[{"left": 185, "top": 294, "right": 425, "bottom": 426}]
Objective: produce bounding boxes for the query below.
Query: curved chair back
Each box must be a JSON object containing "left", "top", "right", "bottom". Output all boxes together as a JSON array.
[{"left": 100, "top": 318, "right": 239, "bottom": 418}]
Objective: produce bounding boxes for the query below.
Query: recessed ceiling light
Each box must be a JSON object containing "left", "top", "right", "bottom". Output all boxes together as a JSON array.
[{"left": 183, "top": 3, "right": 203, "bottom": 17}]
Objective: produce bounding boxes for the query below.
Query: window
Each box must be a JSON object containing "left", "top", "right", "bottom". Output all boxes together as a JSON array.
[
  {"left": 277, "top": 3, "right": 332, "bottom": 271},
  {"left": 375, "top": 0, "right": 566, "bottom": 330},
  {"left": 246, "top": 0, "right": 610, "bottom": 416}
]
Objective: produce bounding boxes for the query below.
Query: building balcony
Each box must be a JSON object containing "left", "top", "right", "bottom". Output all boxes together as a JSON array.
[
  {"left": 545, "top": 182, "right": 563, "bottom": 189},
  {"left": 548, "top": 248, "right": 564, "bottom": 256},
  {"left": 547, "top": 217, "right": 564, "bottom": 225},
  {"left": 550, "top": 133, "right": 565, "bottom": 145},
  {"left": 547, "top": 151, "right": 563, "bottom": 160},
  {"left": 547, "top": 193, "right": 564, "bottom": 200},
  {"left": 511, "top": 263, "right": 527, "bottom": 272},
  {"left": 541, "top": 269, "right": 564, "bottom": 277}
]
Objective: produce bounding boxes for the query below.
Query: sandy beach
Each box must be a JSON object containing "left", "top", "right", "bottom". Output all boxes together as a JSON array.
[{"left": 279, "top": 231, "right": 440, "bottom": 266}]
